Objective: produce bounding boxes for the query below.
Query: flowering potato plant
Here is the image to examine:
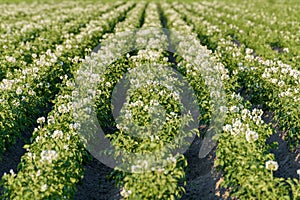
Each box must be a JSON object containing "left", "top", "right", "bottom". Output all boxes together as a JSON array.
[
  {"left": 96, "top": 4, "right": 195, "bottom": 199},
  {"left": 0, "top": 1, "right": 133, "bottom": 160},
  {"left": 171, "top": 2, "right": 300, "bottom": 199},
  {"left": 0, "top": 2, "right": 135, "bottom": 199},
  {"left": 215, "top": 93, "right": 293, "bottom": 199},
  {"left": 178, "top": 1, "right": 300, "bottom": 150}
]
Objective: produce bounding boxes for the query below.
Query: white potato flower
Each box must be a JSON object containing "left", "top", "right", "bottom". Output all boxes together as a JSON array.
[
  {"left": 40, "top": 150, "right": 58, "bottom": 163},
  {"left": 37, "top": 117, "right": 45, "bottom": 124},
  {"left": 16, "top": 87, "right": 22, "bottom": 95},
  {"left": 52, "top": 130, "right": 63, "bottom": 139},
  {"left": 265, "top": 160, "right": 279, "bottom": 171},
  {"left": 41, "top": 184, "right": 47, "bottom": 192},
  {"left": 223, "top": 124, "right": 232, "bottom": 132},
  {"left": 297, "top": 169, "right": 300, "bottom": 177},
  {"left": 120, "top": 187, "right": 132, "bottom": 198},
  {"left": 245, "top": 129, "right": 258, "bottom": 142}
]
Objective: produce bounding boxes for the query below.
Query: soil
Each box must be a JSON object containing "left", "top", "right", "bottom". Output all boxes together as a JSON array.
[
  {"left": 75, "top": 158, "right": 121, "bottom": 200},
  {"left": 271, "top": 46, "right": 284, "bottom": 54},
  {"left": 181, "top": 136, "right": 221, "bottom": 200},
  {"left": 263, "top": 111, "right": 300, "bottom": 180},
  {"left": 0, "top": 137, "right": 26, "bottom": 186},
  {"left": 0, "top": 138, "right": 26, "bottom": 196}
]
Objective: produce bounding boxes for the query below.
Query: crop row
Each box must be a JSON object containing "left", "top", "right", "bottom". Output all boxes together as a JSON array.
[
  {"left": 88, "top": 3, "right": 188, "bottom": 199},
  {"left": 0, "top": 2, "right": 124, "bottom": 81},
  {"left": 198, "top": 1, "right": 300, "bottom": 65},
  {"left": 0, "top": 2, "right": 145, "bottom": 199},
  {"left": 0, "top": 1, "right": 130, "bottom": 160},
  {"left": 180, "top": 1, "right": 300, "bottom": 150},
  {"left": 171, "top": 2, "right": 300, "bottom": 199},
  {"left": 0, "top": 2, "right": 75, "bottom": 21}
]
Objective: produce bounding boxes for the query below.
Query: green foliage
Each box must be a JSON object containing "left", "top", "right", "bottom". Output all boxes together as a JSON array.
[{"left": 1, "top": 1, "right": 300, "bottom": 199}]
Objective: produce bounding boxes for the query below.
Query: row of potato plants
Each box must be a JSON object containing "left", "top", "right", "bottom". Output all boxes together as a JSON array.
[
  {"left": 195, "top": 1, "right": 300, "bottom": 67},
  {"left": 0, "top": 2, "right": 73, "bottom": 21},
  {"left": 183, "top": 1, "right": 300, "bottom": 150},
  {"left": 0, "top": 1, "right": 131, "bottom": 158},
  {"left": 190, "top": 1, "right": 300, "bottom": 97},
  {"left": 0, "top": 1, "right": 130, "bottom": 160},
  {"left": 0, "top": 3, "right": 87, "bottom": 41},
  {"left": 0, "top": 2, "right": 122, "bottom": 81},
  {"left": 96, "top": 3, "right": 190, "bottom": 199},
  {"left": 167, "top": 3, "right": 288, "bottom": 199},
  {"left": 106, "top": 2, "right": 228, "bottom": 199},
  {"left": 1, "top": 4, "right": 75, "bottom": 79},
  {"left": 0, "top": 2, "right": 142, "bottom": 199},
  {"left": 190, "top": 2, "right": 300, "bottom": 150},
  {"left": 172, "top": 2, "right": 300, "bottom": 199},
  {"left": 190, "top": 0, "right": 300, "bottom": 180},
  {"left": 0, "top": 2, "right": 80, "bottom": 45}
]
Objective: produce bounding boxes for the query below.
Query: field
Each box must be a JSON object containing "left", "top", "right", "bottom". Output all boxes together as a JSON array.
[{"left": 0, "top": 0, "right": 300, "bottom": 199}]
